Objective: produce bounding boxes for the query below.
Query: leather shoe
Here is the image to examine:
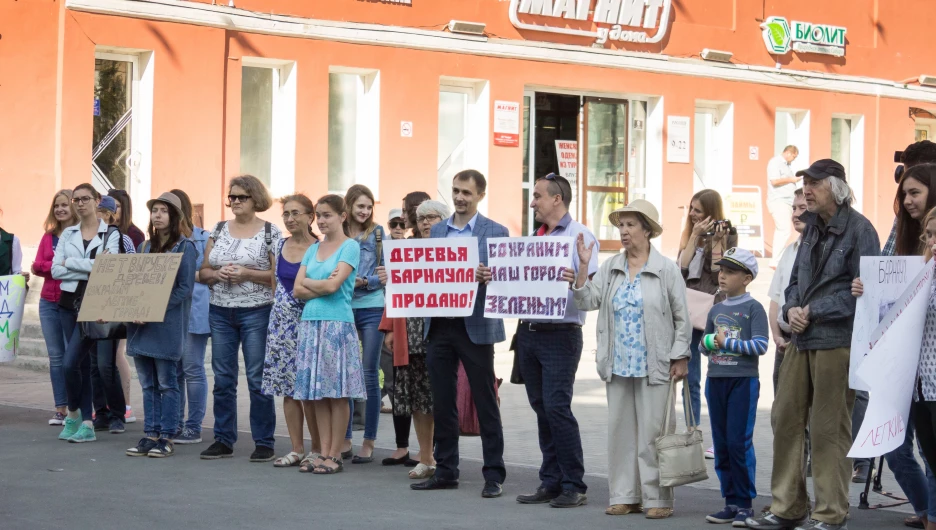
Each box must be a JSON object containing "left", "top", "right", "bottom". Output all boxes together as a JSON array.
[
  {"left": 516, "top": 487, "right": 560, "bottom": 504},
  {"left": 550, "top": 491, "right": 587, "bottom": 508},
  {"left": 481, "top": 480, "right": 503, "bottom": 498},
  {"left": 411, "top": 476, "right": 459, "bottom": 491}
]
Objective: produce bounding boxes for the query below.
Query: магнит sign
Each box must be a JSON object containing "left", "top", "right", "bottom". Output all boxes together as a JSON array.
[{"left": 509, "top": 0, "right": 672, "bottom": 47}]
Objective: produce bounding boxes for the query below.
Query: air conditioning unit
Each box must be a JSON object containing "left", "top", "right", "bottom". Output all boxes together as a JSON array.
[
  {"left": 919, "top": 75, "right": 936, "bottom": 87},
  {"left": 701, "top": 48, "right": 734, "bottom": 63},
  {"left": 448, "top": 20, "right": 487, "bottom": 36}
]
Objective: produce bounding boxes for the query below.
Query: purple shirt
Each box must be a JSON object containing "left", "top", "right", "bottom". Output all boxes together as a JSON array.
[{"left": 528, "top": 213, "right": 599, "bottom": 326}]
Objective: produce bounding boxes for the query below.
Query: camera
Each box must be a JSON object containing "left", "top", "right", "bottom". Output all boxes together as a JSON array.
[{"left": 706, "top": 219, "right": 737, "bottom": 236}]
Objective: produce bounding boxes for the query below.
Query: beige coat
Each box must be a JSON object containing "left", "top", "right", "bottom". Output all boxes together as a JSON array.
[{"left": 572, "top": 246, "right": 691, "bottom": 385}]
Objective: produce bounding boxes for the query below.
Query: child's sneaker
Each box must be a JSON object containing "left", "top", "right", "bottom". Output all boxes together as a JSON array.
[
  {"left": 734, "top": 508, "right": 754, "bottom": 527},
  {"left": 707, "top": 505, "right": 740, "bottom": 524},
  {"left": 172, "top": 427, "right": 202, "bottom": 445},
  {"left": 705, "top": 446, "right": 716, "bottom": 459},
  {"left": 68, "top": 423, "right": 97, "bottom": 443},
  {"left": 148, "top": 438, "right": 175, "bottom": 458},
  {"left": 126, "top": 437, "right": 159, "bottom": 457},
  {"left": 125, "top": 406, "right": 136, "bottom": 423},
  {"left": 58, "top": 417, "right": 81, "bottom": 440}
]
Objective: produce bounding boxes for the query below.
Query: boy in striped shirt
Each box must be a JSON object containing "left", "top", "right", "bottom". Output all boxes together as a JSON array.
[{"left": 699, "top": 247, "right": 769, "bottom": 526}]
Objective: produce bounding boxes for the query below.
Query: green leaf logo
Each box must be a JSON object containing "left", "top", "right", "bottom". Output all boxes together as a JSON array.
[
  {"left": 761, "top": 16, "right": 791, "bottom": 54},
  {"left": 767, "top": 22, "right": 785, "bottom": 47}
]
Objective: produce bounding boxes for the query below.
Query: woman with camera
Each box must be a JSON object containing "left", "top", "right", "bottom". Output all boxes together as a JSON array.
[{"left": 677, "top": 189, "right": 736, "bottom": 457}]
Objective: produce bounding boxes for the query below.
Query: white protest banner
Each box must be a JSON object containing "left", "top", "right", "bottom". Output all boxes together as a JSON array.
[
  {"left": 849, "top": 256, "right": 925, "bottom": 391},
  {"left": 849, "top": 260, "right": 935, "bottom": 458},
  {"left": 77, "top": 254, "right": 183, "bottom": 323},
  {"left": 0, "top": 275, "right": 27, "bottom": 362},
  {"left": 383, "top": 238, "right": 479, "bottom": 317},
  {"left": 484, "top": 237, "right": 573, "bottom": 319}
]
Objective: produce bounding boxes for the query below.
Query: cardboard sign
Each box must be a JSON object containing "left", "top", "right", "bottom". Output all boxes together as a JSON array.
[
  {"left": 493, "top": 100, "right": 520, "bottom": 147},
  {"left": 849, "top": 260, "right": 934, "bottom": 458},
  {"left": 849, "top": 256, "right": 926, "bottom": 391},
  {"left": 484, "top": 237, "right": 573, "bottom": 319},
  {"left": 0, "top": 275, "right": 27, "bottom": 362},
  {"left": 724, "top": 190, "right": 765, "bottom": 256},
  {"left": 383, "top": 238, "right": 480, "bottom": 317},
  {"left": 77, "top": 254, "right": 183, "bottom": 323}
]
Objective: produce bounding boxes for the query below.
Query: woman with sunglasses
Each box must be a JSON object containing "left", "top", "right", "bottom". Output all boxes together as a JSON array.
[
  {"left": 262, "top": 194, "right": 322, "bottom": 469},
  {"left": 199, "top": 175, "right": 281, "bottom": 462},
  {"left": 52, "top": 184, "right": 121, "bottom": 443}
]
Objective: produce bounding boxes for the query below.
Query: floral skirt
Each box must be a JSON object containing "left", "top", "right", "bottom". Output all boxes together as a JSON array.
[
  {"left": 260, "top": 297, "right": 303, "bottom": 397},
  {"left": 293, "top": 320, "right": 366, "bottom": 401},
  {"left": 392, "top": 354, "right": 432, "bottom": 416}
]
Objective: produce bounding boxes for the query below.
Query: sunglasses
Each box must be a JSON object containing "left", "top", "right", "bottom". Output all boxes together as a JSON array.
[
  {"left": 228, "top": 194, "right": 252, "bottom": 204},
  {"left": 388, "top": 220, "right": 405, "bottom": 229},
  {"left": 72, "top": 196, "right": 94, "bottom": 204},
  {"left": 895, "top": 165, "right": 905, "bottom": 183},
  {"left": 542, "top": 173, "right": 569, "bottom": 203}
]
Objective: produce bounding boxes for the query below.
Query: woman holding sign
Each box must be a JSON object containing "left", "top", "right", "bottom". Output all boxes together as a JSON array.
[
  {"left": 340, "top": 184, "right": 386, "bottom": 464},
  {"left": 566, "top": 199, "right": 691, "bottom": 519},
  {"left": 292, "top": 195, "right": 365, "bottom": 474},
  {"left": 124, "top": 192, "right": 196, "bottom": 458}
]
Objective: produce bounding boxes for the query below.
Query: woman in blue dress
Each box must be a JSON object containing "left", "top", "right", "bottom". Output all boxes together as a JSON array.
[{"left": 293, "top": 194, "right": 365, "bottom": 474}]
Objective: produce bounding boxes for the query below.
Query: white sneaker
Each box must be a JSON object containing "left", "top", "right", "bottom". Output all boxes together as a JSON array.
[
  {"left": 705, "top": 446, "right": 716, "bottom": 459},
  {"left": 125, "top": 406, "right": 137, "bottom": 423}
]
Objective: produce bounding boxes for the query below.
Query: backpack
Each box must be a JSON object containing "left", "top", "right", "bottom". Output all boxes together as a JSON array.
[{"left": 104, "top": 225, "right": 127, "bottom": 254}]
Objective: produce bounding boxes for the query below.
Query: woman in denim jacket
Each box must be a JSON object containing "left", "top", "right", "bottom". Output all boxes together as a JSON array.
[
  {"left": 340, "top": 184, "right": 386, "bottom": 463},
  {"left": 124, "top": 192, "right": 196, "bottom": 458}
]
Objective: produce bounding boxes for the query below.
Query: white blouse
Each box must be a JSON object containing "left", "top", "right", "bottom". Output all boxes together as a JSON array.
[
  {"left": 207, "top": 222, "right": 281, "bottom": 308},
  {"left": 919, "top": 285, "right": 936, "bottom": 401}
]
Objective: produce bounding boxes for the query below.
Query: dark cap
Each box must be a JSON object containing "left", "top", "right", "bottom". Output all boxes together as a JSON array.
[{"left": 795, "top": 159, "right": 846, "bottom": 182}]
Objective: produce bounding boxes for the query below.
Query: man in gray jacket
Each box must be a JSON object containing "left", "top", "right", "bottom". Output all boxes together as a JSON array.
[{"left": 747, "top": 160, "right": 880, "bottom": 530}]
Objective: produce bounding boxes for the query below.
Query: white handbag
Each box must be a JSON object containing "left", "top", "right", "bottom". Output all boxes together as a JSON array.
[
  {"left": 655, "top": 378, "right": 709, "bottom": 487},
  {"left": 685, "top": 288, "right": 715, "bottom": 331}
]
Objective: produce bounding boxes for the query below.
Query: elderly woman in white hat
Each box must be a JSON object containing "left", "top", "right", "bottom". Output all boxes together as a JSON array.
[{"left": 563, "top": 199, "right": 691, "bottom": 520}]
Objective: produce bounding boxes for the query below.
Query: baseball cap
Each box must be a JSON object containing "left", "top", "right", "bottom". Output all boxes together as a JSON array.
[
  {"left": 98, "top": 195, "right": 118, "bottom": 213},
  {"left": 716, "top": 247, "right": 758, "bottom": 279},
  {"left": 388, "top": 208, "right": 403, "bottom": 222},
  {"left": 795, "top": 159, "right": 846, "bottom": 182}
]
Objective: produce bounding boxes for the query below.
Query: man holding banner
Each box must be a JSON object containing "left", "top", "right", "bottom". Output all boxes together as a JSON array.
[
  {"left": 747, "top": 160, "right": 880, "bottom": 530},
  {"left": 512, "top": 173, "right": 597, "bottom": 508},
  {"left": 410, "top": 170, "right": 509, "bottom": 498}
]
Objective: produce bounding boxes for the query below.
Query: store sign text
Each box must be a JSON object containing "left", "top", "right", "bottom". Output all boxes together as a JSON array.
[
  {"left": 761, "top": 15, "right": 846, "bottom": 57},
  {"left": 510, "top": 0, "right": 672, "bottom": 47}
]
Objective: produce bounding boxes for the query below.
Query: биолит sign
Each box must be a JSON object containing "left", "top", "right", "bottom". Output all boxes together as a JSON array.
[
  {"left": 484, "top": 237, "right": 573, "bottom": 319},
  {"left": 383, "top": 239, "right": 480, "bottom": 317},
  {"left": 761, "top": 15, "right": 846, "bottom": 57}
]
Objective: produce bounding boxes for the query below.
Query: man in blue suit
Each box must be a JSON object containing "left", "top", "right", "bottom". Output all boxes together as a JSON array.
[{"left": 411, "top": 169, "right": 509, "bottom": 498}]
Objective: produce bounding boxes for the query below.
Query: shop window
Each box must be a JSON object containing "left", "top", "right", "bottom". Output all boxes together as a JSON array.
[
  {"left": 328, "top": 69, "right": 380, "bottom": 196},
  {"left": 628, "top": 100, "right": 648, "bottom": 202},
  {"left": 93, "top": 48, "right": 153, "bottom": 229},
  {"left": 832, "top": 115, "right": 865, "bottom": 211},
  {"left": 774, "top": 109, "right": 810, "bottom": 174},
  {"left": 437, "top": 78, "right": 489, "bottom": 213},
  {"left": 240, "top": 59, "right": 297, "bottom": 197}
]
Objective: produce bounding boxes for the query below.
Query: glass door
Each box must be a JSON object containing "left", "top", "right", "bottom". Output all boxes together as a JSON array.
[
  {"left": 93, "top": 56, "right": 134, "bottom": 193},
  {"left": 583, "top": 98, "right": 629, "bottom": 250}
]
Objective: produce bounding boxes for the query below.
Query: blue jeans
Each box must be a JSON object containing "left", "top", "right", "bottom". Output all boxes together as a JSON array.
[
  {"left": 347, "top": 307, "right": 384, "bottom": 441},
  {"left": 60, "top": 308, "right": 93, "bottom": 421},
  {"left": 38, "top": 299, "right": 69, "bottom": 408},
  {"left": 884, "top": 416, "right": 936, "bottom": 518},
  {"left": 209, "top": 304, "right": 275, "bottom": 449},
  {"left": 134, "top": 355, "right": 180, "bottom": 438},
  {"left": 177, "top": 333, "right": 209, "bottom": 433},
  {"left": 683, "top": 328, "right": 703, "bottom": 425}
]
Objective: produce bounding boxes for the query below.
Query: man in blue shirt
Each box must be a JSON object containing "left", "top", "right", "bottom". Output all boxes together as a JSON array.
[
  {"left": 514, "top": 173, "right": 598, "bottom": 509},
  {"left": 411, "top": 170, "right": 510, "bottom": 499}
]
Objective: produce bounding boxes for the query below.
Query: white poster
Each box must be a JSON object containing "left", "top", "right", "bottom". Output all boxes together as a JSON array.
[
  {"left": 554, "top": 140, "right": 578, "bottom": 184},
  {"left": 383, "top": 238, "right": 480, "bottom": 317},
  {"left": 667, "top": 116, "right": 690, "bottom": 163},
  {"left": 724, "top": 190, "right": 766, "bottom": 257},
  {"left": 849, "top": 260, "right": 934, "bottom": 458},
  {"left": 484, "top": 237, "right": 573, "bottom": 319},
  {"left": 850, "top": 256, "right": 926, "bottom": 391},
  {"left": 0, "top": 275, "right": 28, "bottom": 362},
  {"left": 493, "top": 100, "right": 520, "bottom": 147}
]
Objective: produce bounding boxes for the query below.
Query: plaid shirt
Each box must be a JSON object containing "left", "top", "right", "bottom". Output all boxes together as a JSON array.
[{"left": 881, "top": 218, "right": 897, "bottom": 257}]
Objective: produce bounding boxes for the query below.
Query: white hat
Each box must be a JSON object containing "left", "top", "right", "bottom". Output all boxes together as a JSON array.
[
  {"left": 388, "top": 208, "right": 403, "bottom": 222},
  {"left": 608, "top": 199, "right": 663, "bottom": 239}
]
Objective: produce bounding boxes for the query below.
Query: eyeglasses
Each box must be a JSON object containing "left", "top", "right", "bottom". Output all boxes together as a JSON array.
[
  {"left": 542, "top": 173, "right": 568, "bottom": 203},
  {"left": 71, "top": 196, "right": 94, "bottom": 204},
  {"left": 388, "top": 220, "right": 405, "bottom": 229},
  {"left": 228, "top": 194, "right": 252, "bottom": 204},
  {"left": 417, "top": 214, "right": 442, "bottom": 223},
  {"left": 282, "top": 210, "right": 308, "bottom": 220}
]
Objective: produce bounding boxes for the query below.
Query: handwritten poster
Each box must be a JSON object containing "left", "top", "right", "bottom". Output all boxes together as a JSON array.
[
  {"left": 383, "top": 239, "right": 480, "bottom": 317},
  {"left": 484, "top": 237, "right": 573, "bottom": 319},
  {"left": 849, "top": 260, "right": 934, "bottom": 458},
  {"left": 849, "top": 256, "right": 925, "bottom": 391},
  {"left": 0, "top": 275, "right": 27, "bottom": 362},
  {"left": 77, "top": 254, "right": 182, "bottom": 323}
]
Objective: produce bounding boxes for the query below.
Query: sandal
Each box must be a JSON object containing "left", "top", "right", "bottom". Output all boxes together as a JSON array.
[
  {"left": 273, "top": 451, "right": 305, "bottom": 468},
  {"left": 605, "top": 504, "right": 642, "bottom": 515},
  {"left": 408, "top": 463, "right": 436, "bottom": 479},
  {"left": 298, "top": 453, "right": 324, "bottom": 473},
  {"left": 645, "top": 508, "right": 674, "bottom": 519},
  {"left": 905, "top": 516, "right": 925, "bottom": 529},
  {"left": 313, "top": 456, "right": 344, "bottom": 475}
]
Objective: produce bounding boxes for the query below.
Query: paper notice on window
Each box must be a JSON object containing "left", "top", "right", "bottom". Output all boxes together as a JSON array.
[{"left": 494, "top": 100, "right": 520, "bottom": 147}]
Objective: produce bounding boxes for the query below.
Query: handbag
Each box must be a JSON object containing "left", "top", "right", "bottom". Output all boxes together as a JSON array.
[
  {"left": 80, "top": 320, "right": 127, "bottom": 340},
  {"left": 655, "top": 378, "right": 709, "bottom": 487},
  {"left": 685, "top": 288, "right": 715, "bottom": 331}
]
